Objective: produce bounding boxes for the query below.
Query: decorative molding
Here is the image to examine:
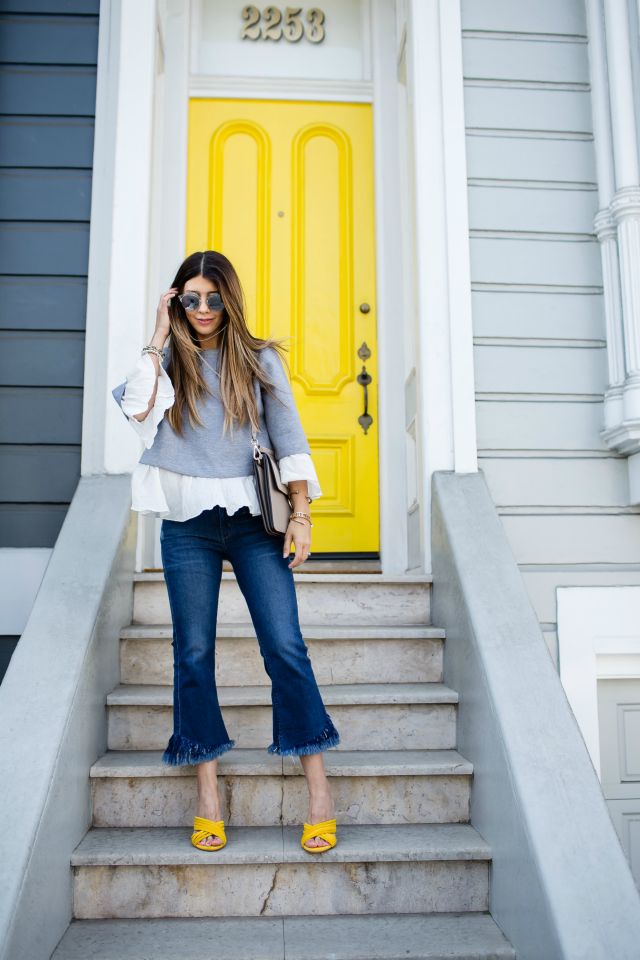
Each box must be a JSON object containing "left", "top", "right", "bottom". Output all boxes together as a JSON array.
[
  {"left": 601, "top": 418, "right": 640, "bottom": 456},
  {"left": 188, "top": 75, "right": 374, "bottom": 102}
]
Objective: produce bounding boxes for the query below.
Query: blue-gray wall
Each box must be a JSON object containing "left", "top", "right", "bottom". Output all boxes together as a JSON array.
[{"left": 0, "top": 0, "right": 98, "bottom": 547}]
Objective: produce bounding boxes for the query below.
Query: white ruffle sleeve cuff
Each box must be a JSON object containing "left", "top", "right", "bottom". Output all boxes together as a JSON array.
[
  {"left": 278, "top": 453, "right": 322, "bottom": 501},
  {"left": 120, "top": 353, "right": 175, "bottom": 449}
]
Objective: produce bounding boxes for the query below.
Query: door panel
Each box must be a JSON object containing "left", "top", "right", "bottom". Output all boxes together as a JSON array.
[{"left": 187, "top": 99, "right": 378, "bottom": 554}]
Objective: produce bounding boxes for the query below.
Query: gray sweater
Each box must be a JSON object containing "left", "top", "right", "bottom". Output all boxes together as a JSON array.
[{"left": 113, "top": 347, "right": 310, "bottom": 479}]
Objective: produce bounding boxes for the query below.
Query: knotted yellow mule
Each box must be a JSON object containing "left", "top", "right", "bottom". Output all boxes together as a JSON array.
[
  {"left": 192, "top": 816, "right": 227, "bottom": 851},
  {"left": 301, "top": 818, "right": 337, "bottom": 853}
]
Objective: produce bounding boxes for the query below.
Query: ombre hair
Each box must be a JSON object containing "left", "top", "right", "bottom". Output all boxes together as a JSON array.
[{"left": 166, "top": 250, "right": 286, "bottom": 436}]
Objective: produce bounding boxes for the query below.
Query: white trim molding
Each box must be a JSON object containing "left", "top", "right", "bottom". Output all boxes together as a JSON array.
[
  {"left": 82, "top": 0, "right": 158, "bottom": 476},
  {"left": 408, "top": 0, "right": 478, "bottom": 571},
  {"left": 557, "top": 585, "right": 640, "bottom": 778},
  {"left": 189, "top": 75, "right": 374, "bottom": 102}
]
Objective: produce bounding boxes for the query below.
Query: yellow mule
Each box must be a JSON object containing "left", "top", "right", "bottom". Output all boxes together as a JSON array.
[
  {"left": 192, "top": 816, "right": 227, "bottom": 851},
  {"left": 301, "top": 818, "right": 337, "bottom": 853}
]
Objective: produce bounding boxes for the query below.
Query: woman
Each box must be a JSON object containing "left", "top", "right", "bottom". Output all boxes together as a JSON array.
[{"left": 113, "top": 250, "right": 338, "bottom": 854}]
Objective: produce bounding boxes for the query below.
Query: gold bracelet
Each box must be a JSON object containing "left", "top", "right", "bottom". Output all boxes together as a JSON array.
[
  {"left": 289, "top": 490, "right": 313, "bottom": 504},
  {"left": 290, "top": 512, "right": 313, "bottom": 527}
]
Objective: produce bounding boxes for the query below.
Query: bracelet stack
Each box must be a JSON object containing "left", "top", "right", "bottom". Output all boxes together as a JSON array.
[
  {"left": 290, "top": 511, "right": 313, "bottom": 527},
  {"left": 142, "top": 345, "right": 165, "bottom": 362}
]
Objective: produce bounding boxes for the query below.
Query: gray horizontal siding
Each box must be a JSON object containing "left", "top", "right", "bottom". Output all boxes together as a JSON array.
[
  {"left": 0, "top": 15, "right": 98, "bottom": 64},
  {"left": 461, "top": 0, "right": 587, "bottom": 35},
  {"left": 0, "top": 2, "right": 98, "bottom": 12},
  {"left": 471, "top": 291, "right": 605, "bottom": 340},
  {"left": 466, "top": 135, "right": 597, "bottom": 184},
  {"left": 0, "top": 445, "right": 80, "bottom": 501},
  {"left": 0, "top": 388, "right": 82, "bottom": 442},
  {"left": 481, "top": 458, "right": 630, "bottom": 508},
  {"left": 476, "top": 399, "right": 607, "bottom": 452},
  {"left": 0, "top": 503, "right": 68, "bottom": 547},
  {"left": 474, "top": 344, "right": 608, "bottom": 396},
  {"left": 463, "top": 0, "right": 636, "bottom": 626},
  {"left": 470, "top": 236, "right": 602, "bottom": 287},
  {"left": 0, "top": 277, "right": 87, "bottom": 329},
  {"left": 464, "top": 87, "right": 593, "bottom": 135},
  {"left": 501, "top": 515, "right": 640, "bottom": 565},
  {"left": 462, "top": 38, "right": 589, "bottom": 84},
  {"left": 0, "top": 222, "right": 90, "bottom": 274},
  {"left": 0, "top": 333, "right": 85, "bottom": 386},
  {"left": 468, "top": 185, "right": 598, "bottom": 234},
  {"left": 0, "top": 6, "right": 97, "bottom": 547},
  {"left": 0, "top": 65, "right": 97, "bottom": 115},
  {"left": 0, "top": 117, "right": 95, "bottom": 167},
  {"left": 0, "top": 169, "right": 92, "bottom": 219}
]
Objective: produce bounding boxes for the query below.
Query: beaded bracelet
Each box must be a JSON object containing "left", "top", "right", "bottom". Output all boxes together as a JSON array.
[{"left": 142, "top": 345, "right": 165, "bottom": 362}]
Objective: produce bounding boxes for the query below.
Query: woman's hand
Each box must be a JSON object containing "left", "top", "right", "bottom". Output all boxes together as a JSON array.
[
  {"left": 284, "top": 517, "right": 311, "bottom": 569},
  {"left": 284, "top": 480, "right": 311, "bottom": 569},
  {"left": 151, "top": 287, "right": 177, "bottom": 348}
]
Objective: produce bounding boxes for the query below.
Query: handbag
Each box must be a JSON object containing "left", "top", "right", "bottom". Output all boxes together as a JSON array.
[{"left": 251, "top": 426, "right": 291, "bottom": 537}]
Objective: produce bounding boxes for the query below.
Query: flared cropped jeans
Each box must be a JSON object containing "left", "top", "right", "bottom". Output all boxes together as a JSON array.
[{"left": 160, "top": 506, "right": 339, "bottom": 765}]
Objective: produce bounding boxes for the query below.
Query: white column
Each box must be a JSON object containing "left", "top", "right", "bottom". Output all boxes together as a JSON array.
[
  {"left": 81, "top": 0, "right": 158, "bottom": 476},
  {"left": 612, "top": 188, "right": 640, "bottom": 420},
  {"left": 603, "top": 0, "right": 639, "bottom": 188},
  {"left": 594, "top": 211, "right": 625, "bottom": 429},
  {"left": 603, "top": 0, "right": 640, "bottom": 441},
  {"left": 587, "top": 0, "right": 626, "bottom": 431}
]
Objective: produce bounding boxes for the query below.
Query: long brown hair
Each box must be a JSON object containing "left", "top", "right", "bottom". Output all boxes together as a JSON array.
[{"left": 166, "top": 251, "right": 285, "bottom": 436}]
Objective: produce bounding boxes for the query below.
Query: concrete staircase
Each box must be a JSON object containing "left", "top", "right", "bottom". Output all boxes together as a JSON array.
[{"left": 53, "top": 573, "right": 514, "bottom": 959}]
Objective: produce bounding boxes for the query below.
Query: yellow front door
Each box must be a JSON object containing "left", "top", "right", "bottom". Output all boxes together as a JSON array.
[{"left": 187, "top": 99, "right": 379, "bottom": 555}]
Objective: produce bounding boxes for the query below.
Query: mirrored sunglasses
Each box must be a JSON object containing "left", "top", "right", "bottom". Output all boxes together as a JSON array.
[{"left": 179, "top": 292, "right": 225, "bottom": 312}]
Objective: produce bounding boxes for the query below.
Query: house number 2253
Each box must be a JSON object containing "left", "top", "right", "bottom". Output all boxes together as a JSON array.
[{"left": 241, "top": 6, "right": 325, "bottom": 43}]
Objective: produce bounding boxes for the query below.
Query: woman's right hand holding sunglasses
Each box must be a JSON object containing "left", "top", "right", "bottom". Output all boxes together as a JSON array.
[{"left": 153, "top": 288, "right": 178, "bottom": 345}]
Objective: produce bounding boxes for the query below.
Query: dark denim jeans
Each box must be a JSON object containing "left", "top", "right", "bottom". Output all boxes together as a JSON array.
[{"left": 160, "top": 506, "right": 339, "bottom": 766}]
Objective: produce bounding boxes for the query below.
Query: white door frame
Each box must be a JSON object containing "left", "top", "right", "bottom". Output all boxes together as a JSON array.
[{"left": 83, "top": 0, "right": 477, "bottom": 575}]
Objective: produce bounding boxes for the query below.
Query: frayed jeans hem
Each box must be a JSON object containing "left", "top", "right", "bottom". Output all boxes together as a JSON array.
[
  {"left": 162, "top": 733, "right": 236, "bottom": 766},
  {"left": 268, "top": 715, "right": 340, "bottom": 757}
]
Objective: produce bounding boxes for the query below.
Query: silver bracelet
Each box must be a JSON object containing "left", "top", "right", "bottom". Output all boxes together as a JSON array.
[{"left": 142, "top": 345, "right": 165, "bottom": 362}]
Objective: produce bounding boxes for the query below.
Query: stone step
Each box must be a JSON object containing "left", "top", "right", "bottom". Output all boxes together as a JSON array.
[
  {"left": 90, "top": 749, "right": 473, "bottom": 828},
  {"left": 106, "top": 683, "right": 458, "bottom": 753},
  {"left": 133, "top": 573, "right": 432, "bottom": 627},
  {"left": 120, "top": 623, "right": 445, "bottom": 687},
  {"left": 53, "top": 912, "right": 515, "bottom": 959},
  {"left": 71, "top": 823, "right": 491, "bottom": 919}
]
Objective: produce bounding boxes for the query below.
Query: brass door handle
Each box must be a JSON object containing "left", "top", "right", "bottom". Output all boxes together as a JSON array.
[{"left": 357, "top": 342, "right": 373, "bottom": 434}]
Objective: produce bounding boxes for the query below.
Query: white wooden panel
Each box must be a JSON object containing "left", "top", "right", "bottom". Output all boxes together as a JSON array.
[
  {"left": 472, "top": 291, "right": 605, "bottom": 340},
  {"left": 474, "top": 344, "right": 607, "bottom": 395},
  {"left": 606, "top": 800, "right": 640, "bottom": 887},
  {"left": 462, "top": 38, "right": 589, "bottom": 84},
  {"left": 464, "top": 88, "right": 592, "bottom": 134},
  {"left": 620, "top": 707, "right": 640, "bottom": 779},
  {"left": 481, "top": 457, "right": 630, "bottom": 507},
  {"left": 599, "top": 681, "right": 640, "bottom": 790},
  {"left": 470, "top": 237, "right": 602, "bottom": 287},
  {"left": 476, "top": 399, "right": 606, "bottom": 450},
  {"left": 468, "top": 185, "right": 598, "bottom": 234},
  {"left": 461, "top": 0, "right": 587, "bottom": 35},
  {"left": 466, "top": 135, "right": 597, "bottom": 183},
  {"left": 501, "top": 515, "right": 640, "bottom": 564}
]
